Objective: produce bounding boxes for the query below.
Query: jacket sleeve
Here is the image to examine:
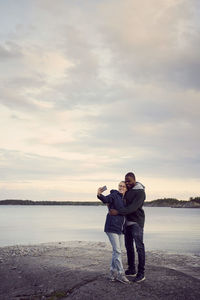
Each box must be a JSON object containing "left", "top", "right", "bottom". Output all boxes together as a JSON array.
[
  {"left": 118, "top": 190, "right": 145, "bottom": 215},
  {"left": 97, "top": 194, "right": 113, "bottom": 204}
]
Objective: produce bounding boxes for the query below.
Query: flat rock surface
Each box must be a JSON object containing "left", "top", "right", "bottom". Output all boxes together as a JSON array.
[{"left": 0, "top": 241, "right": 200, "bottom": 300}]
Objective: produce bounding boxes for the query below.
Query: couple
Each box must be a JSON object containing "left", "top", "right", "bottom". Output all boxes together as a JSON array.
[{"left": 97, "top": 172, "right": 145, "bottom": 284}]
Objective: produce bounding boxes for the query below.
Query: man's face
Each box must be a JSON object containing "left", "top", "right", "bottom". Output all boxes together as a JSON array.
[{"left": 125, "top": 176, "right": 136, "bottom": 190}]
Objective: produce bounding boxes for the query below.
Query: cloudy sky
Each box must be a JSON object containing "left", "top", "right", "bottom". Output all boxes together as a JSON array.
[{"left": 0, "top": 0, "right": 199, "bottom": 202}]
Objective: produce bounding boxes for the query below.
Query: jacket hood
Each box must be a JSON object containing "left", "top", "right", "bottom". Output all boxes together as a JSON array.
[{"left": 132, "top": 182, "right": 145, "bottom": 190}]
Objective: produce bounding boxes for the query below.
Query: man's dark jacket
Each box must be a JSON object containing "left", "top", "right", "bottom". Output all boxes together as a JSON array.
[{"left": 118, "top": 182, "right": 146, "bottom": 228}]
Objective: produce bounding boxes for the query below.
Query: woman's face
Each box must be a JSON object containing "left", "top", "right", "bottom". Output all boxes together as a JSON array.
[{"left": 118, "top": 181, "right": 127, "bottom": 194}]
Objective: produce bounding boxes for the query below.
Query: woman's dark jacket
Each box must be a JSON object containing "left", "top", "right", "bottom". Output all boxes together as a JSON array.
[{"left": 97, "top": 190, "right": 125, "bottom": 234}]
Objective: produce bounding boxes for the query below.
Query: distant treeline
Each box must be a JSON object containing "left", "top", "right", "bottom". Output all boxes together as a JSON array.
[
  {"left": 144, "top": 197, "right": 200, "bottom": 208},
  {"left": 0, "top": 200, "right": 103, "bottom": 206},
  {"left": 189, "top": 197, "right": 200, "bottom": 203},
  {"left": 0, "top": 197, "right": 200, "bottom": 208}
]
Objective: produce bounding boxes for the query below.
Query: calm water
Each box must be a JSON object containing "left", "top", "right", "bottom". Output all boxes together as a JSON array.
[{"left": 0, "top": 206, "right": 199, "bottom": 254}]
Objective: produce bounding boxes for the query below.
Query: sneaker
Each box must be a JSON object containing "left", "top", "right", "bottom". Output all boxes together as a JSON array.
[
  {"left": 108, "top": 270, "right": 116, "bottom": 281},
  {"left": 116, "top": 273, "right": 130, "bottom": 284},
  {"left": 134, "top": 274, "right": 145, "bottom": 283},
  {"left": 125, "top": 269, "right": 137, "bottom": 276}
]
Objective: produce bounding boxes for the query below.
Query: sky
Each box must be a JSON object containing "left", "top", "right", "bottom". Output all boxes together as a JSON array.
[{"left": 0, "top": 0, "right": 200, "bottom": 202}]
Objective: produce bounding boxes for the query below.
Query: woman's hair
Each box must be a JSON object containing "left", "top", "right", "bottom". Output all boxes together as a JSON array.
[{"left": 119, "top": 181, "right": 126, "bottom": 184}]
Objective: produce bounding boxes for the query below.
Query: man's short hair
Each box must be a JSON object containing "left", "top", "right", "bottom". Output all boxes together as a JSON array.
[{"left": 125, "top": 172, "right": 136, "bottom": 180}]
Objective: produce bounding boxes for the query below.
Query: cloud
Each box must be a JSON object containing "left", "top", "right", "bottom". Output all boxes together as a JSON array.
[
  {"left": 98, "top": 0, "right": 200, "bottom": 89},
  {"left": 0, "top": 148, "right": 101, "bottom": 181},
  {"left": 0, "top": 0, "right": 199, "bottom": 200},
  {"left": 0, "top": 41, "right": 23, "bottom": 59}
]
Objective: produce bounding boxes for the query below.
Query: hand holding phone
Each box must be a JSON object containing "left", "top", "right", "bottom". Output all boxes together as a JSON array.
[
  {"left": 97, "top": 185, "right": 107, "bottom": 196},
  {"left": 101, "top": 185, "right": 107, "bottom": 192}
]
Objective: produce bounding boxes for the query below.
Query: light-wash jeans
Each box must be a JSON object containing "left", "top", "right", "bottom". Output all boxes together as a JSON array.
[{"left": 106, "top": 232, "right": 125, "bottom": 274}]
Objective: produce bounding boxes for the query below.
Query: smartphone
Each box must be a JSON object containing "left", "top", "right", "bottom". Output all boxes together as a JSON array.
[{"left": 101, "top": 185, "right": 107, "bottom": 192}]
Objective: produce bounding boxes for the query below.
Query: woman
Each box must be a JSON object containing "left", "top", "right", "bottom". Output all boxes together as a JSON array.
[{"left": 97, "top": 182, "right": 129, "bottom": 284}]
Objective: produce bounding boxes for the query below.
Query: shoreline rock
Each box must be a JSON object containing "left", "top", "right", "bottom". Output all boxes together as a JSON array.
[{"left": 0, "top": 241, "right": 200, "bottom": 300}]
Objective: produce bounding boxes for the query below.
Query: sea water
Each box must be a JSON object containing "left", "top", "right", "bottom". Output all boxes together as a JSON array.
[{"left": 0, "top": 205, "right": 199, "bottom": 254}]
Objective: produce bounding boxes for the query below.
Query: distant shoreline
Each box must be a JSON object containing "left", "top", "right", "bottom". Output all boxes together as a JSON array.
[{"left": 0, "top": 198, "right": 200, "bottom": 208}]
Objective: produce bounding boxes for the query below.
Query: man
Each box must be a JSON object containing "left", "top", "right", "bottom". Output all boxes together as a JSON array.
[{"left": 110, "top": 172, "right": 146, "bottom": 282}]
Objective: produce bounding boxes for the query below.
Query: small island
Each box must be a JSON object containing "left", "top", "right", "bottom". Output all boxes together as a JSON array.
[
  {"left": 0, "top": 197, "right": 200, "bottom": 208},
  {"left": 144, "top": 197, "right": 200, "bottom": 208}
]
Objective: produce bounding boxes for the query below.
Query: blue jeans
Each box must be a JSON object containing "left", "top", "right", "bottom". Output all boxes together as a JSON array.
[
  {"left": 125, "top": 223, "right": 145, "bottom": 275},
  {"left": 106, "top": 232, "right": 125, "bottom": 274}
]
